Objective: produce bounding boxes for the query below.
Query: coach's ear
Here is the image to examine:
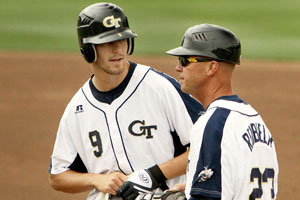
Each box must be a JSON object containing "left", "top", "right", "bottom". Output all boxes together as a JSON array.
[{"left": 206, "top": 61, "right": 219, "bottom": 76}]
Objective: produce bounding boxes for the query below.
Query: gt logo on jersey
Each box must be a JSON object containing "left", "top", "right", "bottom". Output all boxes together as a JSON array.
[
  {"left": 103, "top": 15, "right": 121, "bottom": 28},
  {"left": 128, "top": 120, "right": 157, "bottom": 139}
]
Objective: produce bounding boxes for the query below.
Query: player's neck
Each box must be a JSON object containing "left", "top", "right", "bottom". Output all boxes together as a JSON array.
[{"left": 92, "top": 62, "right": 129, "bottom": 92}]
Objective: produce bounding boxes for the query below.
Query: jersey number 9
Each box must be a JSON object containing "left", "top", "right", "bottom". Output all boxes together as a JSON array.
[{"left": 89, "top": 130, "right": 103, "bottom": 157}]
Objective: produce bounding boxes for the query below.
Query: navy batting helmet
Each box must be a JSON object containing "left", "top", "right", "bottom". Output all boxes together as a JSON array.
[
  {"left": 166, "top": 24, "right": 241, "bottom": 64},
  {"left": 77, "top": 3, "right": 137, "bottom": 63}
]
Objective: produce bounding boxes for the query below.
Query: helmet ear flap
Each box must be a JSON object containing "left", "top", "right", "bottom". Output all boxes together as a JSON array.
[
  {"left": 127, "top": 38, "right": 134, "bottom": 55},
  {"left": 80, "top": 44, "right": 97, "bottom": 63}
]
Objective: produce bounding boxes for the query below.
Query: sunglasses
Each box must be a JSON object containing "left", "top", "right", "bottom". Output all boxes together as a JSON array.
[{"left": 178, "top": 57, "right": 214, "bottom": 67}]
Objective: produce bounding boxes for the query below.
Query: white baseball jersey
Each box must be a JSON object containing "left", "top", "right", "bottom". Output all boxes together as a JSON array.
[
  {"left": 49, "top": 62, "right": 203, "bottom": 200},
  {"left": 185, "top": 95, "right": 279, "bottom": 200}
]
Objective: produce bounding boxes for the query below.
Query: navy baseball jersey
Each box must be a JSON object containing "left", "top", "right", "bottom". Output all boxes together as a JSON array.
[
  {"left": 185, "top": 95, "right": 278, "bottom": 200},
  {"left": 49, "top": 62, "right": 203, "bottom": 199}
]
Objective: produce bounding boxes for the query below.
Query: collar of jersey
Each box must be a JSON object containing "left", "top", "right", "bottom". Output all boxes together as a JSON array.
[
  {"left": 214, "top": 95, "right": 246, "bottom": 103},
  {"left": 206, "top": 95, "right": 247, "bottom": 110},
  {"left": 205, "top": 95, "right": 259, "bottom": 117},
  {"left": 89, "top": 62, "right": 137, "bottom": 104}
]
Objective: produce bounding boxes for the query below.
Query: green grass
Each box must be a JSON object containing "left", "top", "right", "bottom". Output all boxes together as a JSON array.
[{"left": 1, "top": 0, "right": 300, "bottom": 61}]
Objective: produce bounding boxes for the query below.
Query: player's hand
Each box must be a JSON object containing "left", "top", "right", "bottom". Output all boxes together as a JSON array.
[
  {"left": 93, "top": 172, "right": 127, "bottom": 195},
  {"left": 117, "top": 169, "right": 159, "bottom": 200}
]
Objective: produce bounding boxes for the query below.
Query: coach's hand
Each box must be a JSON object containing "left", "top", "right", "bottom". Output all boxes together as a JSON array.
[{"left": 117, "top": 165, "right": 167, "bottom": 200}]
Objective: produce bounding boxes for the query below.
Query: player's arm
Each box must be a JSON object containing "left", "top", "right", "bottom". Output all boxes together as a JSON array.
[
  {"left": 159, "top": 148, "right": 189, "bottom": 180},
  {"left": 49, "top": 170, "right": 127, "bottom": 195}
]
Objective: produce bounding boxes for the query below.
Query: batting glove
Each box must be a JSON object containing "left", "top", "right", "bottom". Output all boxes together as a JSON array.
[{"left": 117, "top": 165, "right": 167, "bottom": 200}]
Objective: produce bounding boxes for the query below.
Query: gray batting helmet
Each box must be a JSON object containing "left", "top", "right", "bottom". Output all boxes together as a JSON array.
[
  {"left": 166, "top": 24, "right": 241, "bottom": 64},
  {"left": 77, "top": 3, "right": 137, "bottom": 63}
]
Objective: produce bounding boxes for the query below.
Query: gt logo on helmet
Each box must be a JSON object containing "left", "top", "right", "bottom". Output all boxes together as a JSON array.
[{"left": 103, "top": 15, "right": 121, "bottom": 28}]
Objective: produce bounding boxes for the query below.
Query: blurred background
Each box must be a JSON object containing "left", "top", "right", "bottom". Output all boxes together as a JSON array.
[
  {"left": 0, "top": 1, "right": 299, "bottom": 200},
  {"left": 0, "top": 0, "right": 300, "bottom": 60}
]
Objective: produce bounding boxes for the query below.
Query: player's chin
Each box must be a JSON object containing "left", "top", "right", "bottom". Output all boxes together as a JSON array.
[{"left": 109, "top": 59, "right": 127, "bottom": 69}]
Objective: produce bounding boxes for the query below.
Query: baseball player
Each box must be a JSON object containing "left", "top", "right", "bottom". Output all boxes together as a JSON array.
[
  {"left": 48, "top": 3, "right": 204, "bottom": 200},
  {"left": 165, "top": 24, "right": 279, "bottom": 200}
]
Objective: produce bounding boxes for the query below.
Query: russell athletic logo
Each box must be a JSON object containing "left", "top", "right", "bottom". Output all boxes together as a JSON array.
[
  {"left": 75, "top": 105, "right": 84, "bottom": 113},
  {"left": 103, "top": 15, "right": 121, "bottom": 28}
]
